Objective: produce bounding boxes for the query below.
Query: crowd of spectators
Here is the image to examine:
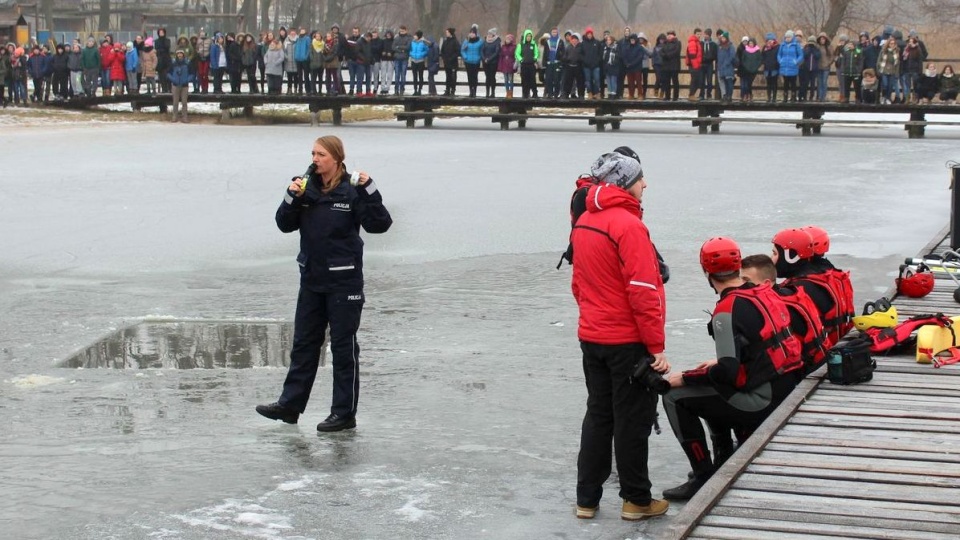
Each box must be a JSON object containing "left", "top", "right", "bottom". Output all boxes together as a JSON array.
[{"left": 2, "top": 22, "right": 957, "bottom": 107}]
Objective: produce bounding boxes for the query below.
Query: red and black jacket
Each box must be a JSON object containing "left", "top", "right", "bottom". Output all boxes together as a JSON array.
[
  {"left": 570, "top": 183, "right": 665, "bottom": 352},
  {"left": 684, "top": 283, "right": 803, "bottom": 392},
  {"left": 785, "top": 267, "right": 854, "bottom": 347},
  {"left": 776, "top": 284, "right": 829, "bottom": 372}
]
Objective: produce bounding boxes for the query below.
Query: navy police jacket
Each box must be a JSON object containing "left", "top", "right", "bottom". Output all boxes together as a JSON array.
[{"left": 276, "top": 170, "right": 392, "bottom": 293}]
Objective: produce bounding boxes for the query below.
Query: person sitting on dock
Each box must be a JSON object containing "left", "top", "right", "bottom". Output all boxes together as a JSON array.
[
  {"left": 662, "top": 237, "right": 803, "bottom": 501},
  {"left": 772, "top": 227, "right": 854, "bottom": 357}
]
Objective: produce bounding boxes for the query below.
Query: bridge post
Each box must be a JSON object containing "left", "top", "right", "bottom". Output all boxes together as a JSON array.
[
  {"left": 952, "top": 164, "right": 960, "bottom": 250},
  {"left": 907, "top": 111, "right": 926, "bottom": 139}
]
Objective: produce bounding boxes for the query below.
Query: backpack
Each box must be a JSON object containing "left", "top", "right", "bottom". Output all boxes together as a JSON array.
[{"left": 827, "top": 336, "right": 875, "bottom": 385}]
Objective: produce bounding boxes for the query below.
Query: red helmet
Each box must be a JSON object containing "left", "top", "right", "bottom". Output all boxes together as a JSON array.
[
  {"left": 896, "top": 264, "right": 934, "bottom": 298},
  {"left": 772, "top": 228, "right": 815, "bottom": 261},
  {"left": 802, "top": 225, "right": 830, "bottom": 256},
  {"left": 700, "top": 237, "right": 742, "bottom": 275}
]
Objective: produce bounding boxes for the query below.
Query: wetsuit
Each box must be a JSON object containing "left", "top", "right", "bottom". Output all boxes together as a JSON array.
[{"left": 663, "top": 283, "right": 801, "bottom": 481}]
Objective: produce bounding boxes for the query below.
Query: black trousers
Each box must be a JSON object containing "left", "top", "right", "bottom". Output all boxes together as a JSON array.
[
  {"left": 662, "top": 376, "right": 796, "bottom": 473},
  {"left": 577, "top": 341, "right": 658, "bottom": 508},
  {"left": 688, "top": 67, "right": 702, "bottom": 96},
  {"left": 444, "top": 65, "right": 457, "bottom": 95},
  {"left": 662, "top": 69, "right": 680, "bottom": 100},
  {"left": 280, "top": 288, "right": 364, "bottom": 418},
  {"left": 465, "top": 62, "right": 480, "bottom": 96},
  {"left": 782, "top": 75, "right": 798, "bottom": 101},
  {"left": 563, "top": 64, "right": 584, "bottom": 98},
  {"left": 483, "top": 61, "right": 498, "bottom": 96},
  {"left": 520, "top": 62, "right": 538, "bottom": 98}
]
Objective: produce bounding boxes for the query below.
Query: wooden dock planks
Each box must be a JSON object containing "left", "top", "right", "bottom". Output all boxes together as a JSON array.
[{"left": 667, "top": 227, "right": 960, "bottom": 539}]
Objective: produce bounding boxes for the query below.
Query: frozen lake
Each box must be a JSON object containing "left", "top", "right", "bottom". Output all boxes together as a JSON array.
[{"left": 0, "top": 117, "right": 955, "bottom": 539}]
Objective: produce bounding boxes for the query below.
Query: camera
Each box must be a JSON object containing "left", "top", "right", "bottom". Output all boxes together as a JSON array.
[{"left": 632, "top": 356, "right": 670, "bottom": 395}]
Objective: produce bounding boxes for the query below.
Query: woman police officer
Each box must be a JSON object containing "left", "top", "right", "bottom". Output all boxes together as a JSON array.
[{"left": 257, "top": 135, "right": 392, "bottom": 432}]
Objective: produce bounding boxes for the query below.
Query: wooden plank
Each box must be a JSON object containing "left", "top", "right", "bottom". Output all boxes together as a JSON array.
[
  {"left": 746, "top": 463, "right": 960, "bottom": 488},
  {"left": 700, "top": 515, "right": 954, "bottom": 540},
  {"left": 778, "top": 423, "right": 960, "bottom": 444},
  {"left": 876, "top": 365, "right": 960, "bottom": 377},
  {"left": 752, "top": 450, "right": 960, "bottom": 478},
  {"left": 734, "top": 472, "right": 959, "bottom": 505},
  {"left": 807, "top": 393, "right": 960, "bottom": 411},
  {"left": 791, "top": 412, "right": 960, "bottom": 434},
  {"left": 802, "top": 397, "right": 960, "bottom": 415},
  {"left": 811, "top": 387, "right": 960, "bottom": 403},
  {"left": 819, "top": 380, "right": 960, "bottom": 395},
  {"left": 799, "top": 404, "right": 960, "bottom": 421},
  {"left": 689, "top": 525, "right": 853, "bottom": 540},
  {"left": 663, "top": 373, "right": 824, "bottom": 540},
  {"left": 766, "top": 440, "right": 960, "bottom": 461},
  {"left": 710, "top": 506, "right": 960, "bottom": 536},
  {"left": 719, "top": 489, "right": 960, "bottom": 524}
]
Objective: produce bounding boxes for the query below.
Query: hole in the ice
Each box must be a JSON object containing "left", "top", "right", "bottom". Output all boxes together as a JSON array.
[{"left": 59, "top": 321, "right": 303, "bottom": 369}]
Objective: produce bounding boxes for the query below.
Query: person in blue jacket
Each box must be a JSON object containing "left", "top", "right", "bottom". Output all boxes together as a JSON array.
[
  {"left": 257, "top": 135, "right": 392, "bottom": 433},
  {"left": 461, "top": 28, "right": 484, "bottom": 97},
  {"left": 294, "top": 27, "right": 311, "bottom": 94},
  {"left": 776, "top": 30, "right": 803, "bottom": 102},
  {"left": 168, "top": 49, "right": 191, "bottom": 122},
  {"left": 409, "top": 30, "right": 429, "bottom": 95}
]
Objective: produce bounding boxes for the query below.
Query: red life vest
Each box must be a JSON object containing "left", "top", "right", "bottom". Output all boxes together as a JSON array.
[
  {"left": 776, "top": 284, "right": 829, "bottom": 371},
  {"left": 714, "top": 284, "right": 804, "bottom": 390},
  {"left": 787, "top": 268, "right": 855, "bottom": 346},
  {"left": 863, "top": 313, "right": 954, "bottom": 353}
]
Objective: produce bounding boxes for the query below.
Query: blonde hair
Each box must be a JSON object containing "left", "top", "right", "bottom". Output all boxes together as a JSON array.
[{"left": 314, "top": 135, "right": 347, "bottom": 192}]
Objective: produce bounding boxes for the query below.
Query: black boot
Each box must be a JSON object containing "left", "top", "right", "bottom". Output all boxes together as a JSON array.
[
  {"left": 712, "top": 434, "right": 735, "bottom": 468},
  {"left": 255, "top": 401, "right": 299, "bottom": 424},
  {"left": 664, "top": 439, "right": 714, "bottom": 501},
  {"left": 316, "top": 413, "right": 357, "bottom": 432}
]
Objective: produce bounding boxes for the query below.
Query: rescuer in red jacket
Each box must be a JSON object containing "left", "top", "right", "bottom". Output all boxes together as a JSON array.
[
  {"left": 661, "top": 237, "right": 803, "bottom": 501},
  {"left": 570, "top": 151, "right": 670, "bottom": 522}
]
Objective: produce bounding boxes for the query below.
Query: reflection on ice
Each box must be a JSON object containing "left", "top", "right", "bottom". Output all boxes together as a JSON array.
[{"left": 60, "top": 321, "right": 298, "bottom": 369}]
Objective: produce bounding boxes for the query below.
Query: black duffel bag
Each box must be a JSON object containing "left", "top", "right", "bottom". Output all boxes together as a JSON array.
[{"left": 827, "top": 336, "right": 876, "bottom": 385}]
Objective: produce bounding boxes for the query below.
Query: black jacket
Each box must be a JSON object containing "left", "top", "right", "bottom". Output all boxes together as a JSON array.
[
  {"left": 660, "top": 38, "right": 681, "bottom": 70},
  {"left": 441, "top": 36, "right": 460, "bottom": 66},
  {"left": 276, "top": 171, "right": 393, "bottom": 293},
  {"left": 369, "top": 37, "right": 384, "bottom": 61},
  {"left": 580, "top": 37, "right": 603, "bottom": 69}
]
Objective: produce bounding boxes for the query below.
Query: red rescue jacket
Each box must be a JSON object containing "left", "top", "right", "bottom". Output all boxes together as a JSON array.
[
  {"left": 714, "top": 284, "right": 804, "bottom": 389},
  {"left": 786, "top": 268, "right": 854, "bottom": 347},
  {"left": 570, "top": 184, "right": 665, "bottom": 351},
  {"left": 777, "top": 284, "right": 828, "bottom": 371}
]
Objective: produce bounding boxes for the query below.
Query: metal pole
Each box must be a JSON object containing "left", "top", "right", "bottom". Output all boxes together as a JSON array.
[{"left": 953, "top": 164, "right": 960, "bottom": 250}]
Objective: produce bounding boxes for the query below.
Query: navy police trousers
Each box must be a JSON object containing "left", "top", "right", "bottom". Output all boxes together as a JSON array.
[{"left": 280, "top": 288, "right": 364, "bottom": 418}]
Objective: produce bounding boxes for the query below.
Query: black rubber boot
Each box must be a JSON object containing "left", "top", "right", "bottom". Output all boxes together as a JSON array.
[{"left": 666, "top": 439, "right": 713, "bottom": 500}]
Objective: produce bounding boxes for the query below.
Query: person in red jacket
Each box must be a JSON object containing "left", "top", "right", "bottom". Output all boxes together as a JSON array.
[
  {"left": 686, "top": 28, "right": 704, "bottom": 100},
  {"left": 109, "top": 43, "right": 127, "bottom": 96},
  {"left": 99, "top": 38, "right": 114, "bottom": 96},
  {"left": 570, "top": 151, "right": 670, "bottom": 522}
]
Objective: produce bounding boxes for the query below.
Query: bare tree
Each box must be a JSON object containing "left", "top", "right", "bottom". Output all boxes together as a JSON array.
[
  {"left": 507, "top": 0, "right": 521, "bottom": 35},
  {"left": 261, "top": 0, "right": 273, "bottom": 32},
  {"left": 98, "top": 0, "right": 110, "bottom": 32},
  {"left": 611, "top": 0, "right": 645, "bottom": 24},
  {"left": 412, "top": 0, "right": 455, "bottom": 41},
  {"left": 537, "top": 0, "right": 577, "bottom": 37}
]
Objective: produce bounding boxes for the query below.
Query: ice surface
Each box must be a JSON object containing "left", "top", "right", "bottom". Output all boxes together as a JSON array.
[{"left": 1, "top": 117, "right": 957, "bottom": 539}]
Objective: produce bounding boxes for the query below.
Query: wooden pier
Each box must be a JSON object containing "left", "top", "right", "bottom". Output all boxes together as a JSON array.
[
  {"left": 47, "top": 92, "right": 960, "bottom": 138},
  {"left": 666, "top": 226, "right": 960, "bottom": 540}
]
